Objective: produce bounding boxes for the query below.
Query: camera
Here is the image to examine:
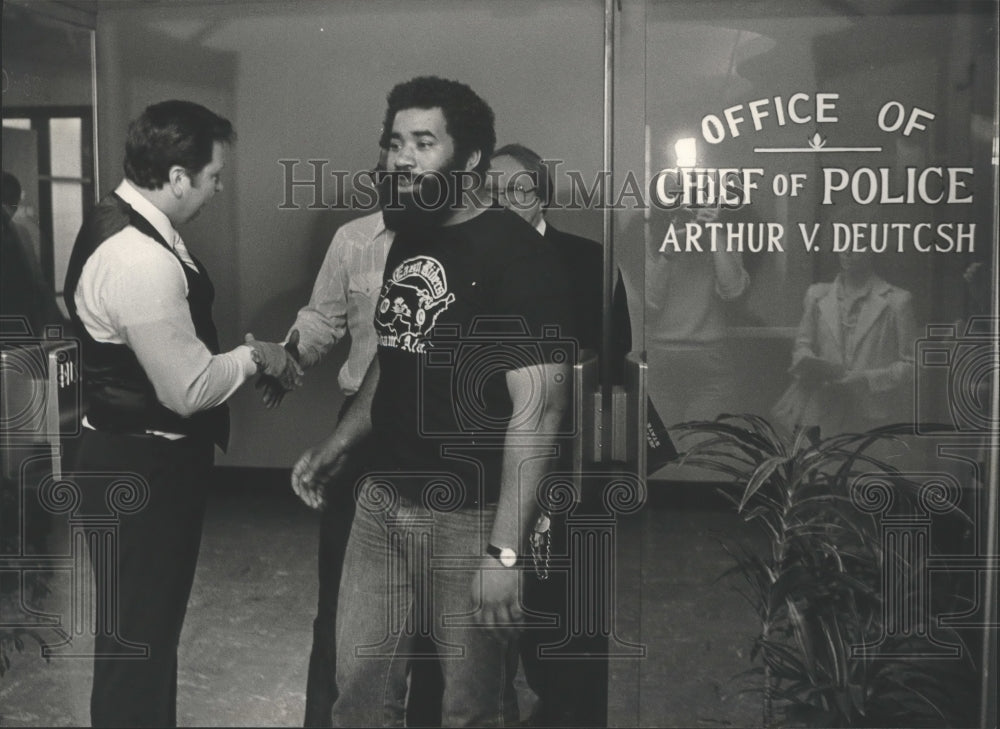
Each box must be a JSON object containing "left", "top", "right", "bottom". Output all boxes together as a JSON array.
[
  {"left": 914, "top": 317, "right": 998, "bottom": 436},
  {"left": 419, "top": 316, "right": 577, "bottom": 438}
]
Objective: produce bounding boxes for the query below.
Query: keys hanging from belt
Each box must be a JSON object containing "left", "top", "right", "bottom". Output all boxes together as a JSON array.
[{"left": 529, "top": 513, "right": 551, "bottom": 581}]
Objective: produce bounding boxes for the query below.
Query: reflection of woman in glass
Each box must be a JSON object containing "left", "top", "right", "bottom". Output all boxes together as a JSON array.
[
  {"left": 774, "top": 249, "right": 916, "bottom": 437},
  {"left": 645, "top": 206, "right": 749, "bottom": 425}
]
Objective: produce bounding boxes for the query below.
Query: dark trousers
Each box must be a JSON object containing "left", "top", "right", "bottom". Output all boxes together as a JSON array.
[
  {"left": 520, "top": 511, "right": 609, "bottom": 727},
  {"left": 73, "top": 429, "right": 213, "bottom": 728},
  {"left": 303, "top": 476, "right": 357, "bottom": 727}
]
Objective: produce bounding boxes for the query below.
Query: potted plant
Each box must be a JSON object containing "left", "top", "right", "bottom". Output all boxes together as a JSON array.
[{"left": 675, "top": 415, "right": 978, "bottom": 728}]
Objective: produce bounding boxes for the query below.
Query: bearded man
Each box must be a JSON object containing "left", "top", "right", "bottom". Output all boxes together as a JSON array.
[{"left": 291, "top": 76, "right": 575, "bottom": 728}]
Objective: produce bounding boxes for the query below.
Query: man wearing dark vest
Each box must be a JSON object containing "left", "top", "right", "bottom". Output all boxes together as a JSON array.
[{"left": 64, "top": 100, "right": 300, "bottom": 728}]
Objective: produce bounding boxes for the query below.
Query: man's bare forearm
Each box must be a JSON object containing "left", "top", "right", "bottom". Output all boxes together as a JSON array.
[
  {"left": 331, "top": 356, "right": 379, "bottom": 451},
  {"left": 490, "top": 363, "right": 569, "bottom": 551}
]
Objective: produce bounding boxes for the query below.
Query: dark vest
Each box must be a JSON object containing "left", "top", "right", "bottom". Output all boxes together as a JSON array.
[{"left": 64, "top": 192, "right": 230, "bottom": 449}]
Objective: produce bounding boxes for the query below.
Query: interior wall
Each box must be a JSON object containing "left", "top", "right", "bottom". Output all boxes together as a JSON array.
[{"left": 95, "top": 0, "right": 605, "bottom": 467}]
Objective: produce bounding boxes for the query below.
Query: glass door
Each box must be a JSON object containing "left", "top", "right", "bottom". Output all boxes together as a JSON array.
[
  {"left": 611, "top": 1, "right": 998, "bottom": 725},
  {"left": 2, "top": 1, "right": 98, "bottom": 322}
]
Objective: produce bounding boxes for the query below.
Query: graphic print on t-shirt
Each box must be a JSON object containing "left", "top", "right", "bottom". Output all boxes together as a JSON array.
[{"left": 375, "top": 255, "right": 456, "bottom": 352}]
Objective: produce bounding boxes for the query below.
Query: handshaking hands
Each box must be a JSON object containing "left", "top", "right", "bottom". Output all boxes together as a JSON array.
[{"left": 245, "top": 329, "right": 304, "bottom": 398}]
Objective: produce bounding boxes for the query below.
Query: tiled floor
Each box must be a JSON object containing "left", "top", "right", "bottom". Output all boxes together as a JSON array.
[
  {"left": 1, "top": 475, "right": 763, "bottom": 727},
  {"left": 609, "top": 507, "right": 762, "bottom": 728}
]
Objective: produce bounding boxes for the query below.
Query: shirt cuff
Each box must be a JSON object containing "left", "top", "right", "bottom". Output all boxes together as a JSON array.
[{"left": 235, "top": 344, "right": 259, "bottom": 377}]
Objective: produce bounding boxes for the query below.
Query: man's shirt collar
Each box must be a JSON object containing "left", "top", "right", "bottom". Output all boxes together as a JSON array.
[
  {"left": 373, "top": 213, "right": 390, "bottom": 240},
  {"left": 115, "top": 179, "right": 178, "bottom": 248}
]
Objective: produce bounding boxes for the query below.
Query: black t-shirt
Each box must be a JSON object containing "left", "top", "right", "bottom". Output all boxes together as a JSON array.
[{"left": 371, "top": 206, "right": 575, "bottom": 506}]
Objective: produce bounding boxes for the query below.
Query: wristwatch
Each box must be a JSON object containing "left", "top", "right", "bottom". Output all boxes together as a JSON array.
[{"left": 486, "top": 543, "right": 518, "bottom": 568}]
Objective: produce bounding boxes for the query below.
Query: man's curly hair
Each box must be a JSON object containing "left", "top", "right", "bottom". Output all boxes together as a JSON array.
[{"left": 380, "top": 76, "right": 495, "bottom": 175}]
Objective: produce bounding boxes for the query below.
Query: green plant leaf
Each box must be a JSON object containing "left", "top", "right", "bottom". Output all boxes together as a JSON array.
[
  {"left": 678, "top": 441, "right": 758, "bottom": 469},
  {"left": 672, "top": 457, "right": 749, "bottom": 481},
  {"left": 871, "top": 669, "right": 952, "bottom": 720},
  {"left": 674, "top": 418, "right": 774, "bottom": 461},
  {"left": 785, "top": 599, "right": 820, "bottom": 683},
  {"left": 819, "top": 617, "right": 849, "bottom": 690},
  {"left": 738, "top": 413, "right": 788, "bottom": 456},
  {"left": 740, "top": 455, "right": 789, "bottom": 511}
]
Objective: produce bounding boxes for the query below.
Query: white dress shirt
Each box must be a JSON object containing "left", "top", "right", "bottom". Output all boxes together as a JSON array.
[
  {"left": 74, "top": 180, "right": 256, "bottom": 423},
  {"left": 288, "top": 212, "right": 394, "bottom": 395}
]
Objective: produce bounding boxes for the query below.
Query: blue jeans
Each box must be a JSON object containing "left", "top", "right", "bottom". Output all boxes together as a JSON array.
[{"left": 331, "top": 479, "right": 519, "bottom": 727}]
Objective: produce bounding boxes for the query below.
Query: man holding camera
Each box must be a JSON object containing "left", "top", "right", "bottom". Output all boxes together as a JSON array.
[
  {"left": 291, "top": 76, "right": 574, "bottom": 727},
  {"left": 64, "top": 100, "right": 300, "bottom": 727}
]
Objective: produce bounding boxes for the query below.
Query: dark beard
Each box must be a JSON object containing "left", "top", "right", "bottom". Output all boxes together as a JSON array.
[{"left": 379, "top": 161, "right": 469, "bottom": 233}]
